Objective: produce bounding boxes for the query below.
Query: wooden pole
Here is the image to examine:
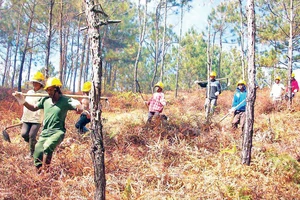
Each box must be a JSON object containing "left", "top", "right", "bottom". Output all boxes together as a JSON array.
[{"left": 14, "top": 93, "right": 108, "bottom": 100}]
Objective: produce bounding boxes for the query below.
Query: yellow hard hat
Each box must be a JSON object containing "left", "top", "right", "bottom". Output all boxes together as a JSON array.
[
  {"left": 275, "top": 76, "right": 280, "bottom": 81},
  {"left": 237, "top": 80, "right": 246, "bottom": 86},
  {"left": 154, "top": 81, "right": 164, "bottom": 89},
  {"left": 210, "top": 71, "right": 217, "bottom": 77},
  {"left": 44, "top": 77, "right": 62, "bottom": 90},
  {"left": 82, "top": 81, "right": 92, "bottom": 92},
  {"left": 292, "top": 72, "right": 295, "bottom": 78},
  {"left": 30, "top": 72, "right": 45, "bottom": 86}
]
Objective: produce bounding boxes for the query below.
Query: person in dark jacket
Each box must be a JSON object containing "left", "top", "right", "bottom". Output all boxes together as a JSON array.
[
  {"left": 230, "top": 80, "right": 247, "bottom": 130},
  {"left": 204, "top": 71, "right": 221, "bottom": 117}
]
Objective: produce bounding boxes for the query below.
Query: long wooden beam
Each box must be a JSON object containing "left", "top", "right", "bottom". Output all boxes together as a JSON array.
[{"left": 18, "top": 93, "right": 108, "bottom": 100}]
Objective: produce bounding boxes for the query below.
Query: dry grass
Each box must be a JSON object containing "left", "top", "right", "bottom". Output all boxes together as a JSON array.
[{"left": 1, "top": 87, "right": 300, "bottom": 199}]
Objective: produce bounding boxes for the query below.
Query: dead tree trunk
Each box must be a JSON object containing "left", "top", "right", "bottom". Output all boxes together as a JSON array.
[
  {"left": 134, "top": 0, "right": 147, "bottom": 93},
  {"left": 45, "top": 0, "right": 55, "bottom": 79},
  {"left": 83, "top": 1, "right": 120, "bottom": 199},
  {"left": 241, "top": 0, "right": 256, "bottom": 165},
  {"left": 84, "top": 2, "right": 105, "bottom": 199}
]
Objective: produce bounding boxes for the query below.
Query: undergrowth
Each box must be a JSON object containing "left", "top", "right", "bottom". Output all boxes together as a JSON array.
[{"left": 1, "top": 87, "right": 300, "bottom": 199}]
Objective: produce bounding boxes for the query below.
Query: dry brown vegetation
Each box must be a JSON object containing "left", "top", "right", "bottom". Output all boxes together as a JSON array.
[{"left": 1, "top": 86, "right": 300, "bottom": 199}]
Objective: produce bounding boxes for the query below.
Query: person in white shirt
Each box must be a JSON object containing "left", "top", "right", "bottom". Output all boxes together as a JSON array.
[
  {"left": 21, "top": 72, "right": 45, "bottom": 158},
  {"left": 270, "top": 76, "right": 285, "bottom": 109}
]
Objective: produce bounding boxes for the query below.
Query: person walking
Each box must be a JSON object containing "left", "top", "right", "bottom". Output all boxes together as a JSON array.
[
  {"left": 21, "top": 71, "right": 45, "bottom": 158},
  {"left": 230, "top": 80, "right": 247, "bottom": 130},
  {"left": 13, "top": 77, "right": 82, "bottom": 172},
  {"left": 204, "top": 71, "right": 221, "bottom": 118},
  {"left": 270, "top": 76, "right": 285, "bottom": 110},
  {"left": 145, "top": 81, "right": 167, "bottom": 124},
  {"left": 75, "top": 81, "right": 91, "bottom": 134}
]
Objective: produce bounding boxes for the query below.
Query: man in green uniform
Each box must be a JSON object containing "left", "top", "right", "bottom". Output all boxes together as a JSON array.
[{"left": 13, "top": 77, "right": 83, "bottom": 172}]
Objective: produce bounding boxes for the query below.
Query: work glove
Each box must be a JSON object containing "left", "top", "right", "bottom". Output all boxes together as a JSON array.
[
  {"left": 215, "top": 91, "right": 220, "bottom": 96},
  {"left": 12, "top": 92, "right": 25, "bottom": 105},
  {"left": 293, "top": 89, "right": 298, "bottom": 93}
]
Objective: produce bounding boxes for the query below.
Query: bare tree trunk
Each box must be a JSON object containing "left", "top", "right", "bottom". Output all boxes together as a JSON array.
[
  {"left": 133, "top": 0, "right": 147, "bottom": 93},
  {"left": 63, "top": 26, "right": 70, "bottom": 86},
  {"left": 84, "top": 40, "right": 91, "bottom": 82},
  {"left": 241, "top": 0, "right": 256, "bottom": 165},
  {"left": 11, "top": 10, "right": 22, "bottom": 89},
  {"left": 59, "top": 0, "right": 64, "bottom": 83},
  {"left": 175, "top": 2, "right": 183, "bottom": 98},
  {"left": 160, "top": 0, "right": 167, "bottom": 82},
  {"left": 151, "top": 1, "right": 162, "bottom": 92},
  {"left": 18, "top": 0, "right": 36, "bottom": 91},
  {"left": 72, "top": 18, "right": 81, "bottom": 93},
  {"left": 218, "top": 30, "right": 223, "bottom": 79},
  {"left": 78, "top": 34, "right": 87, "bottom": 92},
  {"left": 205, "top": 21, "right": 212, "bottom": 119},
  {"left": 45, "top": 0, "right": 55, "bottom": 79},
  {"left": 2, "top": 41, "right": 11, "bottom": 87},
  {"left": 239, "top": 0, "right": 246, "bottom": 80},
  {"left": 26, "top": 35, "right": 34, "bottom": 89},
  {"left": 83, "top": 1, "right": 107, "bottom": 199},
  {"left": 287, "top": 0, "right": 294, "bottom": 109}
]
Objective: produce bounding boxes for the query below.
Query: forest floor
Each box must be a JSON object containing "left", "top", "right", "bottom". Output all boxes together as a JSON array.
[{"left": 1, "top": 86, "right": 300, "bottom": 199}]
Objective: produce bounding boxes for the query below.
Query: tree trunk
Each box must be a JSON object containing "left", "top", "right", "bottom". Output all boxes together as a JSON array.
[
  {"left": 78, "top": 34, "right": 87, "bottom": 92},
  {"left": 241, "top": 0, "right": 256, "bottom": 165},
  {"left": 11, "top": 10, "right": 22, "bottom": 89},
  {"left": 160, "top": 0, "right": 167, "bottom": 82},
  {"left": 83, "top": 1, "right": 106, "bottom": 199},
  {"left": 84, "top": 40, "right": 91, "bottom": 82},
  {"left": 59, "top": 0, "right": 64, "bottom": 83},
  {"left": 2, "top": 41, "right": 11, "bottom": 87},
  {"left": 239, "top": 0, "right": 246, "bottom": 80},
  {"left": 134, "top": 0, "right": 147, "bottom": 93},
  {"left": 72, "top": 17, "right": 81, "bottom": 93},
  {"left": 18, "top": 0, "right": 36, "bottom": 91},
  {"left": 151, "top": 1, "right": 162, "bottom": 92},
  {"left": 45, "top": 0, "right": 55, "bottom": 79},
  {"left": 175, "top": 2, "right": 183, "bottom": 98},
  {"left": 63, "top": 26, "right": 70, "bottom": 86},
  {"left": 287, "top": 0, "right": 294, "bottom": 109}
]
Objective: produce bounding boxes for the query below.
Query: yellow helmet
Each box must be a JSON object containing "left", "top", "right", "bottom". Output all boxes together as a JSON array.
[
  {"left": 292, "top": 72, "right": 295, "bottom": 78},
  {"left": 275, "top": 76, "right": 280, "bottom": 81},
  {"left": 154, "top": 81, "right": 164, "bottom": 89},
  {"left": 82, "top": 81, "right": 92, "bottom": 92},
  {"left": 210, "top": 71, "right": 217, "bottom": 77},
  {"left": 44, "top": 77, "right": 62, "bottom": 90},
  {"left": 237, "top": 80, "right": 246, "bottom": 86},
  {"left": 30, "top": 72, "right": 45, "bottom": 86}
]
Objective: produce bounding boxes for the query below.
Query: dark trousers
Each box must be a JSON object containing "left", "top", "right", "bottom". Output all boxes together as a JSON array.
[
  {"left": 21, "top": 122, "right": 41, "bottom": 156},
  {"left": 75, "top": 114, "right": 91, "bottom": 133}
]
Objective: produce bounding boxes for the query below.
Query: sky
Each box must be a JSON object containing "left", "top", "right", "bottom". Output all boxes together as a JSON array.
[{"left": 135, "top": 0, "right": 220, "bottom": 35}]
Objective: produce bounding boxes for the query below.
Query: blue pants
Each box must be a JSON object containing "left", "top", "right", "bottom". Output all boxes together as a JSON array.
[{"left": 75, "top": 114, "right": 91, "bottom": 133}]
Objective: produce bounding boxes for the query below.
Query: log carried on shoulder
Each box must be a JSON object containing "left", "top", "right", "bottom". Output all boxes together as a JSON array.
[{"left": 20, "top": 93, "right": 109, "bottom": 100}]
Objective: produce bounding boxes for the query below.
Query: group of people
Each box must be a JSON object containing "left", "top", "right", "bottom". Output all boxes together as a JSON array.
[
  {"left": 13, "top": 72, "right": 92, "bottom": 172},
  {"left": 270, "top": 72, "right": 299, "bottom": 107},
  {"left": 205, "top": 71, "right": 299, "bottom": 131},
  {"left": 11, "top": 70, "right": 299, "bottom": 172},
  {"left": 204, "top": 71, "right": 247, "bottom": 130}
]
